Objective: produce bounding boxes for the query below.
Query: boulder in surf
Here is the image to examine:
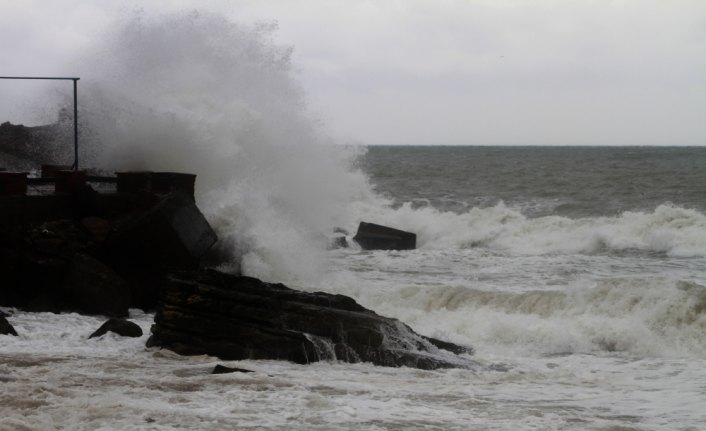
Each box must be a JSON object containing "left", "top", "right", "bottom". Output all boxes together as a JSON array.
[
  {"left": 0, "top": 316, "right": 18, "bottom": 336},
  {"left": 89, "top": 318, "right": 143, "bottom": 339}
]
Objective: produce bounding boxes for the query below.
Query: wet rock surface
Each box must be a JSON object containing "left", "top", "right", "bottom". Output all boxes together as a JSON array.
[
  {"left": 148, "top": 269, "right": 474, "bottom": 370},
  {"left": 89, "top": 318, "right": 143, "bottom": 339},
  {"left": 353, "top": 222, "right": 416, "bottom": 250},
  {"left": 0, "top": 190, "right": 216, "bottom": 316},
  {"left": 0, "top": 316, "right": 18, "bottom": 336}
]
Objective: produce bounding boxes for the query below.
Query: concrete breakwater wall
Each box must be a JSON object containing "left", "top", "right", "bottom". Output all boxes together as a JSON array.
[
  {"left": 0, "top": 167, "right": 472, "bottom": 369},
  {"left": 0, "top": 169, "right": 216, "bottom": 315}
]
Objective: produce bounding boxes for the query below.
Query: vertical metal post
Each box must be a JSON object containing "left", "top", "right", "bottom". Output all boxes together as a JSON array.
[{"left": 73, "top": 78, "right": 79, "bottom": 170}]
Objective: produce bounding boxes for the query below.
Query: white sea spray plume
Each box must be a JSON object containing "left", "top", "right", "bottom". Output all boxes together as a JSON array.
[{"left": 66, "top": 11, "right": 378, "bottom": 283}]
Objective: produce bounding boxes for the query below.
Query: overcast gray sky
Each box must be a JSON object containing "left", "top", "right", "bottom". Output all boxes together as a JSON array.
[{"left": 1, "top": 0, "right": 704, "bottom": 145}]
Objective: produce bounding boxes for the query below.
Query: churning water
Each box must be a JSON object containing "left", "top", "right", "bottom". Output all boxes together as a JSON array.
[{"left": 2, "top": 11, "right": 706, "bottom": 431}]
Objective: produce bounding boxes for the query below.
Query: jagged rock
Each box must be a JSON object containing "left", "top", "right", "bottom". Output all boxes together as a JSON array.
[
  {"left": 89, "top": 318, "right": 143, "bottom": 339},
  {"left": 353, "top": 222, "right": 416, "bottom": 250},
  {"left": 1, "top": 176, "right": 218, "bottom": 314},
  {"left": 147, "top": 269, "right": 474, "bottom": 370},
  {"left": 0, "top": 248, "right": 69, "bottom": 312},
  {"left": 212, "top": 364, "right": 254, "bottom": 374},
  {"left": 105, "top": 191, "right": 217, "bottom": 309},
  {"left": 0, "top": 316, "right": 18, "bottom": 336}
]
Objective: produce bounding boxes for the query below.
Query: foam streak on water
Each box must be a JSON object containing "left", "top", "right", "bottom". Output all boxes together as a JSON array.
[{"left": 2, "top": 310, "right": 705, "bottom": 430}]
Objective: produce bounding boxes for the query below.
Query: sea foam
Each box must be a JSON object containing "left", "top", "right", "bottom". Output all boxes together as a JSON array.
[
  {"left": 344, "top": 201, "right": 706, "bottom": 258},
  {"left": 342, "top": 275, "right": 706, "bottom": 358}
]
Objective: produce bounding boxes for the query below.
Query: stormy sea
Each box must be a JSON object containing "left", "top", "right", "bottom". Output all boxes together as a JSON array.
[{"left": 2, "top": 12, "right": 706, "bottom": 431}]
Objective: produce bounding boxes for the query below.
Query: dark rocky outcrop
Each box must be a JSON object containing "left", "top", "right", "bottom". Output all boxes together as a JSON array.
[
  {"left": 63, "top": 253, "right": 131, "bottom": 317},
  {"left": 0, "top": 316, "right": 18, "bottom": 336},
  {"left": 103, "top": 191, "right": 217, "bottom": 309},
  {"left": 353, "top": 222, "right": 416, "bottom": 250},
  {"left": 0, "top": 188, "right": 216, "bottom": 315},
  {"left": 89, "top": 318, "right": 143, "bottom": 339},
  {"left": 147, "top": 269, "right": 473, "bottom": 370},
  {"left": 0, "top": 217, "right": 129, "bottom": 315}
]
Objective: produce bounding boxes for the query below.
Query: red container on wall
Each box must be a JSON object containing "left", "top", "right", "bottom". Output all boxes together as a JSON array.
[
  {"left": 54, "top": 170, "right": 87, "bottom": 194},
  {"left": 0, "top": 172, "right": 29, "bottom": 196}
]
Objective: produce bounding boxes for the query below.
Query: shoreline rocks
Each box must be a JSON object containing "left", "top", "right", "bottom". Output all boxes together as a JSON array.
[
  {"left": 0, "top": 316, "right": 18, "bottom": 336},
  {"left": 89, "top": 318, "right": 143, "bottom": 339},
  {"left": 0, "top": 188, "right": 216, "bottom": 316},
  {"left": 147, "top": 269, "right": 473, "bottom": 370},
  {"left": 0, "top": 156, "right": 472, "bottom": 369}
]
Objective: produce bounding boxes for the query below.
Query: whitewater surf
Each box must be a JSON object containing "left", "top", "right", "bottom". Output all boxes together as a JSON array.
[{"left": 2, "top": 11, "right": 705, "bottom": 431}]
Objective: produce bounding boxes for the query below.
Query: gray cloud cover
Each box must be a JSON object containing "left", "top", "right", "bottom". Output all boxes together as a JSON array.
[{"left": 1, "top": 0, "right": 704, "bottom": 145}]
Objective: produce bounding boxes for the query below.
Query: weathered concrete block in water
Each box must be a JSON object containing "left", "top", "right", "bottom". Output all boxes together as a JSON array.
[
  {"left": 147, "top": 269, "right": 474, "bottom": 370},
  {"left": 353, "top": 222, "right": 416, "bottom": 250}
]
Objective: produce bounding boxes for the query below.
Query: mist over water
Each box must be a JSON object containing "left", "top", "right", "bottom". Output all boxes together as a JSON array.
[{"left": 3, "top": 9, "right": 706, "bottom": 430}]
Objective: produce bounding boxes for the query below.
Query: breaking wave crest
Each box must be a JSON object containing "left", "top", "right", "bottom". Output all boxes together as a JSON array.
[
  {"left": 347, "top": 201, "right": 706, "bottom": 257},
  {"left": 388, "top": 277, "right": 706, "bottom": 358}
]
